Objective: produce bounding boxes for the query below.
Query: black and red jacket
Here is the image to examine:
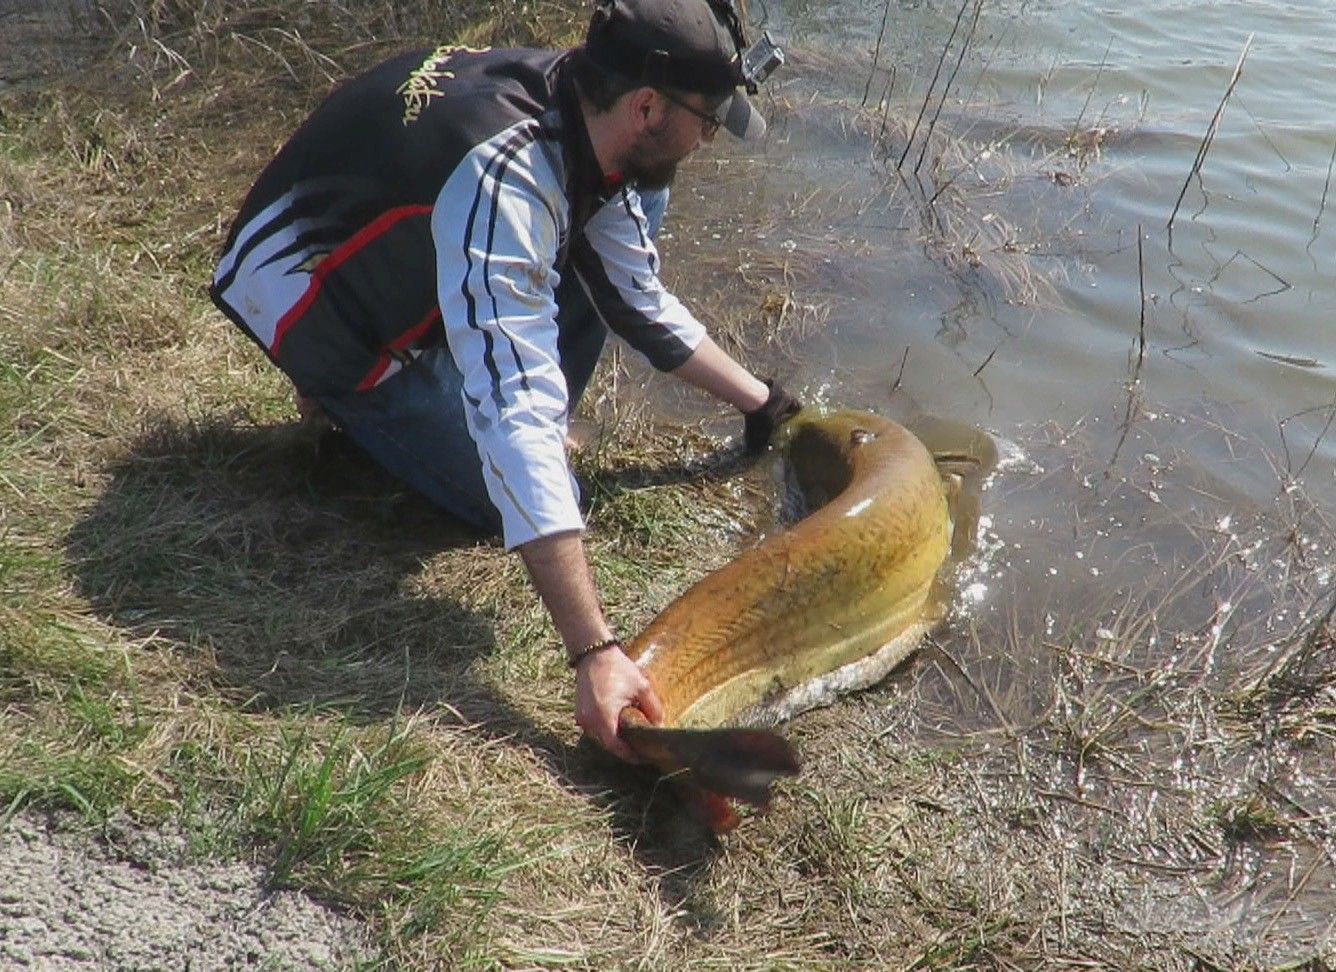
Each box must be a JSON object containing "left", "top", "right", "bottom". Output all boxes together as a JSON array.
[{"left": 211, "top": 46, "right": 706, "bottom": 547}]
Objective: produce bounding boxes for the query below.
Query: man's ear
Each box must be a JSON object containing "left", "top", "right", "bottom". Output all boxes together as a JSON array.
[{"left": 624, "top": 86, "right": 660, "bottom": 133}]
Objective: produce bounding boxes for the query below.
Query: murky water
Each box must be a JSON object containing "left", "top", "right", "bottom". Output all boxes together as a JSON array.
[
  {"left": 666, "top": 0, "right": 1336, "bottom": 655},
  {"left": 703, "top": 0, "right": 1336, "bottom": 493},
  {"left": 666, "top": 0, "right": 1336, "bottom": 959},
  {"left": 0, "top": 0, "right": 102, "bottom": 91}
]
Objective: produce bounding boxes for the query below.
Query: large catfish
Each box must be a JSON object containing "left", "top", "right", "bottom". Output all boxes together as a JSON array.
[{"left": 619, "top": 408, "right": 962, "bottom": 831}]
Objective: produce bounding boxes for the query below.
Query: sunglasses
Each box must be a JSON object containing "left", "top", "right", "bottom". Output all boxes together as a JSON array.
[{"left": 656, "top": 89, "right": 724, "bottom": 138}]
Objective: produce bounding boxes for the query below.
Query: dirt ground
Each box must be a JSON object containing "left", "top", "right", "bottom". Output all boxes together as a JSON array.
[{"left": 0, "top": 811, "right": 372, "bottom": 969}]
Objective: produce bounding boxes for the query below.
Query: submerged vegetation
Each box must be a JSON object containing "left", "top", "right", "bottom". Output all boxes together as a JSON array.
[{"left": 2, "top": 1, "right": 1334, "bottom": 969}]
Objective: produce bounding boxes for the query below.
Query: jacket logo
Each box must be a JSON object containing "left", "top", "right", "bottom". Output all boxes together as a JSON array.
[{"left": 397, "top": 45, "right": 489, "bottom": 126}]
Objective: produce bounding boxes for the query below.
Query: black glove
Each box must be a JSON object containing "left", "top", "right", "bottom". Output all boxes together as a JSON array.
[{"left": 743, "top": 379, "right": 802, "bottom": 454}]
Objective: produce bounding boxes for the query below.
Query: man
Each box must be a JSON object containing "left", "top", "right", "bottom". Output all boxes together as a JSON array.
[{"left": 210, "top": 0, "right": 799, "bottom": 761}]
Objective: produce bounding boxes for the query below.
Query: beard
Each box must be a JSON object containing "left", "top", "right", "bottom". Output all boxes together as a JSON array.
[
  {"left": 625, "top": 157, "right": 679, "bottom": 191},
  {"left": 623, "top": 124, "right": 685, "bottom": 190}
]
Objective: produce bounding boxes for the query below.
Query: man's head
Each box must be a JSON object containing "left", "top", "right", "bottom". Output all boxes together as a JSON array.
[
  {"left": 583, "top": 0, "right": 775, "bottom": 140},
  {"left": 575, "top": 0, "right": 782, "bottom": 187}
]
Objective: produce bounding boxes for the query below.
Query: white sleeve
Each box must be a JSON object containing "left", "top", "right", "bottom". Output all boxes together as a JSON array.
[
  {"left": 572, "top": 187, "right": 707, "bottom": 371},
  {"left": 433, "top": 124, "right": 582, "bottom": 551}
]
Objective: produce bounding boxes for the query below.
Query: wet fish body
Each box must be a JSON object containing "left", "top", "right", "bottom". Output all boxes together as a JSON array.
[{"left": 620, "top": 408, "right": 954, "bottom": 826}]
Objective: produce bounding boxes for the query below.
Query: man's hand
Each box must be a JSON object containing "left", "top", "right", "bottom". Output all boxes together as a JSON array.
[
  {"left": 743, "top": 379, "right": 802, "bottom": 453},
  {"left": 574, "top": 645, "right": 665, "bottom": 762},
  {"left": 515, "top": 533, "right": 665, "bottom": 761}
]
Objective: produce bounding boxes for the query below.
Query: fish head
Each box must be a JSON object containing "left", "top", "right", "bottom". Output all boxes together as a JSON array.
[
  {"left": 780, "top": 408, "right": 885, "bottom": 506},
  {"left": 901, "top": 414, "right": 998, "bottom": 564}
]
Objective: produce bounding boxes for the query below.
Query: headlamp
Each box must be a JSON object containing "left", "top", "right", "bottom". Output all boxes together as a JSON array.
[
  {"left": 740, "top": 32, "right": 784, "bottom": 90},
  {"left": 704, "top": 0, "right": 785, "bottom": 93}
]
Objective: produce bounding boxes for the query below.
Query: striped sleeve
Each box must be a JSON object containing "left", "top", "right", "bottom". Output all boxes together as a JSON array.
[
  {"left": 433, "top": 122, "right": 583, "bottom": 551},
  {"left": 572, "top": 187, "right": 707, "bottom": 371}
]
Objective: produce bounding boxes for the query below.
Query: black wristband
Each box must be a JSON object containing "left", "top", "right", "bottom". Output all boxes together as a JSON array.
[{"left": 567, "top": 637, "right": 623, "bottom": 669}]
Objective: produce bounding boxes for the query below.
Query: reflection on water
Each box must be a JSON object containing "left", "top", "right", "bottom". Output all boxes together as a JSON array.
[{"left": 661, "top": 0, "right": 1334, "bottom": 961}]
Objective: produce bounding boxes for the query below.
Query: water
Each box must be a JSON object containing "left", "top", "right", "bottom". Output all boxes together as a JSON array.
[
  {"left": 0, "top": 1, "right": 102, "bottom": 91},
  {"left": 663, "top": 0, "right": 1336, "bottom": 633},
  {"left": 723, "top": 0, "right": 1336, "bottom": 495},
  {"left": 665, "top": 0, "right": 1336, "bottom": 957},
  {"left": 664, "top": 0, "right": 1336, "bottom": 661}
]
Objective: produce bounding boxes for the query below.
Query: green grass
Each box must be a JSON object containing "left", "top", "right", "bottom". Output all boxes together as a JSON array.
[
  {"left": 2, "top": 2, "right": 1335, "bottom": 969},
  {"left": 235, "top": 718, "right": 518, "bottom": 961},
  {"left": 253, "top": 723, "right": 432, "bottom": 888},
  {"left": 1210, "top": 793, "right": 1289, "bottom": 844}
]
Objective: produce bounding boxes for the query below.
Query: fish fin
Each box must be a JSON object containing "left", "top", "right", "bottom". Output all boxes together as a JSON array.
[
  {"left": 677, "top": 781, "right": 741, "bottom": 834},
  {"left": 621, "top": 724, "right": 800, "bottom": 807}
]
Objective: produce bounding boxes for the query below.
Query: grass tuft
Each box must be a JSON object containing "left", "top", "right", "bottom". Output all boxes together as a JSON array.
[{"left": 2, "top": 3, "right": 1334, "bottom": 968}]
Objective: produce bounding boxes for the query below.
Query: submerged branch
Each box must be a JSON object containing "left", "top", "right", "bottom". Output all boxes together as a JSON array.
[
  {"left": 1307, "top": 134, "right": 1336, "bottom": 258},
  {"left": 1278, "top": 396, "right": 1336, "bottom": 485},
  {"left": 913, "top": 0, "right": 985, "bottom": 178},
  {"left": 862, "top": 0, "right": 893, "bottom": 108},
  {"left": 1136, "top": 224, "right": 1147, "bottom": 369}
]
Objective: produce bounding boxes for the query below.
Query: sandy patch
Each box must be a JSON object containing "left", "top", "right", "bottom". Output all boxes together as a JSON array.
[{"left": 0, "top": 813, "right": 373, "bottom": 970}]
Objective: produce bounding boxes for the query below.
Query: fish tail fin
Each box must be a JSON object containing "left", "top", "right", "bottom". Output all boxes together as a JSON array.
[{"left": 620, "top": 722, "right": 801, "bottom": 808}]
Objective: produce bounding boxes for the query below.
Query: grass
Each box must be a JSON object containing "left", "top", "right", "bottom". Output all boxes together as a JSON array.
[
  {"left": 0, "top": 4, "right": 786, "bottom": 965},
  {"left": 3, "top": 1, "right": 1336, "bottom": 969}
]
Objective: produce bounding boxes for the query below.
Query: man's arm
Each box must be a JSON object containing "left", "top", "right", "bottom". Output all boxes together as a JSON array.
[
  {"left": 517, "top": 530, "right": 664, "bottom": 762},
  {"left": 431, "top": 145, "right": 666, "bottom": 762},
  {"left": 672, "top": 335, "right": 802, "bottom": 451},
  {"left": 670, "top": 334, "right": 770, "bottom": 412},
  {"left": 577, "top": 188, "right": 789, "bottom": 425}
]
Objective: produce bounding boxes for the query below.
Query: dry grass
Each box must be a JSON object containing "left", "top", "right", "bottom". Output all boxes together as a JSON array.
[
  {"left": 3, "top": 2, "right": 1336, "bottom": 970},
  {"left": 1, "top": 8, "right": 791, "bottom": 965}
]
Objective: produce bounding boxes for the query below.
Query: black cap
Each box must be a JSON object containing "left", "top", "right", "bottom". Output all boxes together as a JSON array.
[{"left": 584, "top": 0, "right": 767, "bottom": 140}]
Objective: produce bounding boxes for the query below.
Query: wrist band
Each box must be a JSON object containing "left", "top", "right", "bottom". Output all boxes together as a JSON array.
[{"left": 567, "top": 637, "right": 623, "bottom": 669}]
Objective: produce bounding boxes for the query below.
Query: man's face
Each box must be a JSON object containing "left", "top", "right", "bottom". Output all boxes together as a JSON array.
[{"left": 624, "top": 90, "right": 720, "bottom": 190}]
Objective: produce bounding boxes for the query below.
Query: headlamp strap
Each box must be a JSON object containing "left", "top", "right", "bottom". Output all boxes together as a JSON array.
[{"left": 706, "top": 0, "right": 757, "bottom": 93}]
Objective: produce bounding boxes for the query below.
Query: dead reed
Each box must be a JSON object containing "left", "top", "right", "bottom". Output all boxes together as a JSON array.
[
  {"left": 2, "top": 3, "right": 1334, "bottom": 969},
  {"left": 1167, "top": 33, "right": 1254, "bottom": 239}
]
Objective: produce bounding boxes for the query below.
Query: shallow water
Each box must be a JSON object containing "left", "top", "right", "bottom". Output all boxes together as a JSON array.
[
  {"left": 664, "top": 0, "right": 1336, "bottom": 958},
  {"left": 707, "top": 0, "right": 1336, "bottom": 495},
  {"left": 666, "top": 0, "right": 1336, "bottom": 648}
]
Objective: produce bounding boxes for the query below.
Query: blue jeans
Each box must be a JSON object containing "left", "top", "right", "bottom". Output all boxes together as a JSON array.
[{"left": 317, "top": 188, "right": 670, "bottom": 534}]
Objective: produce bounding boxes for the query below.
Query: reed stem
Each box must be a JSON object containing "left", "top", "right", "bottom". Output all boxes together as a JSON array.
[{"left": 1167, "top": 33, "right": 1253, "bottom": 238}]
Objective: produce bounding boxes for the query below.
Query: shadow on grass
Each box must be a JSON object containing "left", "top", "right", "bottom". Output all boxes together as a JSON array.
[
  {"left": 582, "top": 441, "right": 756, "bottom": 494},
  {"left": 63, "top": 415, "right": 728, "bottom": 879},
  {"left": 65, "top": 416, "right": 498, "bottom": 718}
]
